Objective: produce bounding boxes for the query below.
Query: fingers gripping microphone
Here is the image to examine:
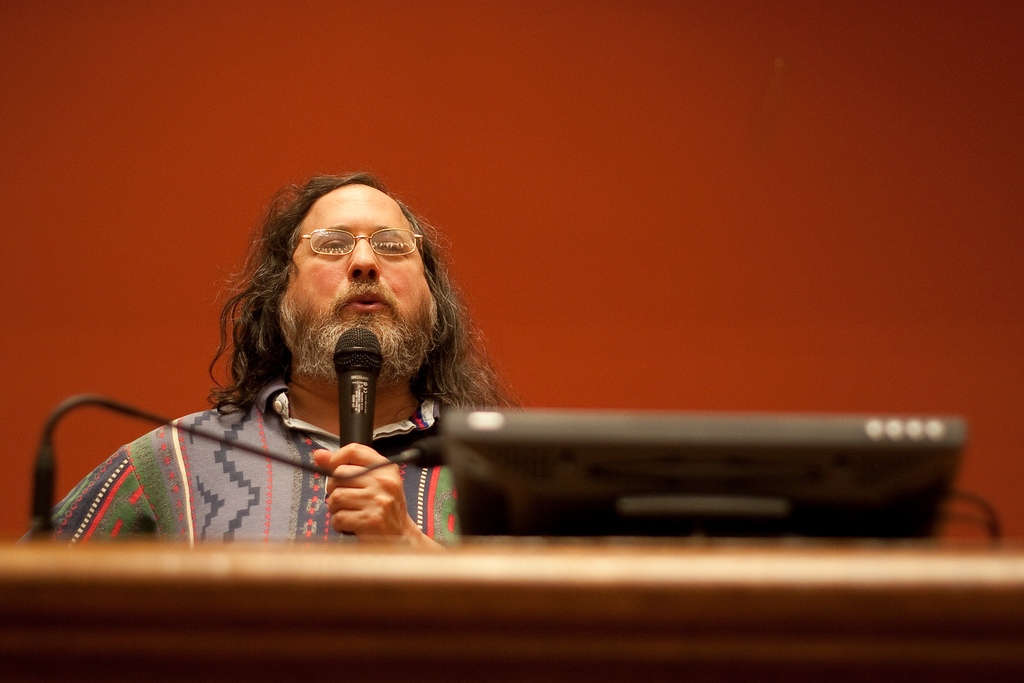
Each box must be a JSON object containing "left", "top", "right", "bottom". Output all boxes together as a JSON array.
[{"left": 334, "top": 328, "right": 382, "bottom": 446}]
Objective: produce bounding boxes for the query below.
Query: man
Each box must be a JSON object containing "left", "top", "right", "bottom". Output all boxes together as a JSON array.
[{"left": 49, "top": 173, "right": 509, "bottom": 545}]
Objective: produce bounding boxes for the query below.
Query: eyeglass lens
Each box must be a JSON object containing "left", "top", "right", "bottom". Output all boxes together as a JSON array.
[{"left": 310, "top": 229, "right": 417, "bottom": 255}]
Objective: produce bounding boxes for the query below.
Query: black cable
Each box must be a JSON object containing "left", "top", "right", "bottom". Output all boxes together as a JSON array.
[
  {"left": 945, "top": 488, "right": 1002, "bottom": 541},
  {"left": 31, "top": 394, "right": 437, "bottom": 538}
]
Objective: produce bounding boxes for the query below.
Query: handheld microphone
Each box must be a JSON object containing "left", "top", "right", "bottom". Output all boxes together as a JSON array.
[{"left": 333, "top": 327, "right": 382, "bottom": 446}]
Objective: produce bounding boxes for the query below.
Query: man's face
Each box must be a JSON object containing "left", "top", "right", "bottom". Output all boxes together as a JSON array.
[{"left": 281, "top": 184, "right": 435, "bottom": 385}]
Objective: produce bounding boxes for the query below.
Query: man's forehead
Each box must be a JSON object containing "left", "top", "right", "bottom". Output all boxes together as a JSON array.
[{"left": 303, "top": 184, "right": 410, "bottom": 230}]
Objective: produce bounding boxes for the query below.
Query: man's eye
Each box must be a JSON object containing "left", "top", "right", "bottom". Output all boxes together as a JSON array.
[
  {"left": 374, "top": 240, "right": 404, "bottom": 253},
  {"left": 372, "top": 231, "right": 413, "bottom": 254},
  {"left": 316, "top": 235, "right": 352, "bottom": 252}
]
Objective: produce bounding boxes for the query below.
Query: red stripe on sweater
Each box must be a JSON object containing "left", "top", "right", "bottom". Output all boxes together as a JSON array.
[
  {"left": 128, "top": 486, "right": 144, "bottom": 504},
  {"left": 82, "top": 466, "right": 133, "bottom": 541},
  {"left": 426, "top": 467, "right": 441, "bottom": 538},
  {"left": 259, "top": 413, "right": 272, "bottom": 542}
]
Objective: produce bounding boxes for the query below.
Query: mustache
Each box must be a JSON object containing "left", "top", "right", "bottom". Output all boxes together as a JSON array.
[{"left": 329, "top": 282, "right": 400, "bottom": 317}]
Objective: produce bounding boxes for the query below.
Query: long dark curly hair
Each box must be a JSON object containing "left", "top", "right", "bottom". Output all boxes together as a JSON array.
[{"left": 209, "top": 172, "right": 512, "bottom": 413}]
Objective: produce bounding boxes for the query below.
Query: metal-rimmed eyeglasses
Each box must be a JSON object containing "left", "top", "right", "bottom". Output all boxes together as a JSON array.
[{"left": 301, "top": 228, "right": 422, "bottom": 256}]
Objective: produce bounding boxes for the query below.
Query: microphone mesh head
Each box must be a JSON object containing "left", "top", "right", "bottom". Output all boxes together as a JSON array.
[{"left": 333, "top": 327, "right": 383, "bottom": 372}]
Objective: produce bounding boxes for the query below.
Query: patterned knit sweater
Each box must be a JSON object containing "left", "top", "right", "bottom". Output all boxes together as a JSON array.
[{"left": 51, "top": 381, "right": 459, "bottom": 544}]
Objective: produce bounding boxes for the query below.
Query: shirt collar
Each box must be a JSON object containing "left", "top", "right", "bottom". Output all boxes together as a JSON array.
[{"left": 261, "top": 377, "right": 436, "bottom": 450}]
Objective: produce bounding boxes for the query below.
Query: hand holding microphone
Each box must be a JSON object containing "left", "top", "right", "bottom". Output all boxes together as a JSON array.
[{"left": 322, "top": 328, "right": 435, "bottom": 546}]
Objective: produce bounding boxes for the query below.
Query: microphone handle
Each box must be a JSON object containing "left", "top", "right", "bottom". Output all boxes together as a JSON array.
[
  {"left": 31, "top": 442, "right": 55, "bottom": 536},
  {"left": 337, "top": 368, "right": 377, "bottom": 446}
]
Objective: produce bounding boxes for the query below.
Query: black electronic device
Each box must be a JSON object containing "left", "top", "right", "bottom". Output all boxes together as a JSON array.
[{"left": 440, "top": 409, "right": 966, "bottom": 538}]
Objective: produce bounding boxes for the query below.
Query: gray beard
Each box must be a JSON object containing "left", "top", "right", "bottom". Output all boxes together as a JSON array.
[{"left": 279, "top": 284, "right": 436, "bottom": 388}]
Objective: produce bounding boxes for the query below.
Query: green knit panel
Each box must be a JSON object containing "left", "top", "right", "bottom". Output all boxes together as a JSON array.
[
  {"left": 128, "top": 432, "right": 184, "bottom": 538},
  {"left": 432, "top": 466, "right": 461, "bottom": 544}
]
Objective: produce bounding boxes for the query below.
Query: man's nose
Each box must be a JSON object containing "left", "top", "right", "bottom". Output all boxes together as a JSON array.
[{"left": 347, "top": 237, "right": 380, "bottom": 281}]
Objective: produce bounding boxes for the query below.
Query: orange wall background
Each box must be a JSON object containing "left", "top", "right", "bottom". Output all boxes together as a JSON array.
[{"left": 2, "top": 2, "right": 1021, "bottom": 538}]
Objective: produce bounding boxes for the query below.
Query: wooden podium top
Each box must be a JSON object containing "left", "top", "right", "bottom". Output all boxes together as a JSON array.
[{"left": 2, "top": 540, "right": 1023, "bottom": 681}]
